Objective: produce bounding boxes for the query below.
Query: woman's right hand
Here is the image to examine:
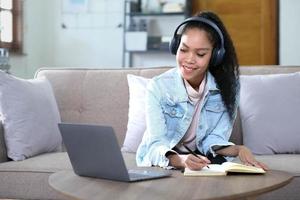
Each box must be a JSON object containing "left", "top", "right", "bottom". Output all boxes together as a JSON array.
[{"left": 168, "top": 154, "right": 211, "bottom": 170}]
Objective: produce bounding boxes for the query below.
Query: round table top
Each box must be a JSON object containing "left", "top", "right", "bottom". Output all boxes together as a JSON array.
[{"left": 49, "top": 155, "right": 293, "bottom": 200}]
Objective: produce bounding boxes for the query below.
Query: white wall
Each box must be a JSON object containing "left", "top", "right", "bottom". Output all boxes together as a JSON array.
[
  {"left": 10, "top": 0, "right": 124, "bottom": 78},
  {"left": 10, "top": 0, "right": 54, "bottom": 78},
  {"left": 8, "top": 0, "right": 300, "bottom": 78},
  {"left": 279, "top": 0, "right": 300, "bottom": 65},
  {"left": 54, "top": 0, "right": 123, "bottom": 68}
]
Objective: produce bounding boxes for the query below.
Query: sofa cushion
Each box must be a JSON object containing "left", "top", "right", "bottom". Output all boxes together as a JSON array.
[
  {"left": 240, "top": 72, "right": 300, "bottom": 155},
  {"left": 0, "top": 152, "right": 71, "bottom": 172},
  {"left": 232, "top": 154, "right": 300, "bottom": 176},
  {"left": 254, "top": 154, "right": 300, "bottom": 176},
  {"left": 122, "top": 74, "right": 149, "bottom": 152},
  {"left": 35, "top": 67, "right": 171, "bottom": 147},
  {"left": 0, "top": 71, "right": 62, "bottom": 161},
  {"left": 0, "top": 152, "right": 71, "bottom": 200}
]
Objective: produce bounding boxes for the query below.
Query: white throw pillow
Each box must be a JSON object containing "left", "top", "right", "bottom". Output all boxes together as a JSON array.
[
  {"left": 240, "top": 72, "right": 300, "bottom": 155},
  {"left": 121, "top": 74, "right": 149, "bottom": 153},
  {"left": 0, "top": 71, "right": 62, "bottom": 161}
]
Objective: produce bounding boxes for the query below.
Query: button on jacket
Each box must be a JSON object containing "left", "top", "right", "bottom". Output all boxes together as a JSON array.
[{"left": 136, "top": 68, "right": 237, "bottom": 167}]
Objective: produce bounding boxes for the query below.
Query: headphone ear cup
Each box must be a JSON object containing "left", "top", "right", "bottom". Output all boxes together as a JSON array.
[
  {"left": 210, "top": 48, "right": 218, "bottom": 67},
  {"left": 210, "top": 47, "right": 225, "bottom": 67},
  {"left": 169, "top": 36, "right": 180, "bottom": 55}
]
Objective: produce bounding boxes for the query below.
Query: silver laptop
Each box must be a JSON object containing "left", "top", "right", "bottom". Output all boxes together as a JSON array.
[{"left": 58, "top": 123, "right": 172, "bottom": 182}]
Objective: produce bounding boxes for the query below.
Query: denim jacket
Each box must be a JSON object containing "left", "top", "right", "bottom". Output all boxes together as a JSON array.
[{"left": 136, "top": 68, "right": 238, "bottom": 167}]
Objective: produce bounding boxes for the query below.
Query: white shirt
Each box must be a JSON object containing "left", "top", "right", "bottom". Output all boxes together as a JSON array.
[{"left": 175, "top": 75, "right": 207, "bottom": 153}]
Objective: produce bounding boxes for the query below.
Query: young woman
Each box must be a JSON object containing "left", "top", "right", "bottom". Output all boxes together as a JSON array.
[{"left": 136, "top": 11, "right": 267, "bottom": 171}]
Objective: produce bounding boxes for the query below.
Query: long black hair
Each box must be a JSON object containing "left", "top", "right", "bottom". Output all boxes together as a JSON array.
[{"left": 181, "top": 11, "right": 240, "bottom": 121}]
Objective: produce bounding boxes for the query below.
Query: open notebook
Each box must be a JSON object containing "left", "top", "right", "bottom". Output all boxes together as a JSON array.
[{"left": 184, "top": 162, "right": 265, "bottom": 176}]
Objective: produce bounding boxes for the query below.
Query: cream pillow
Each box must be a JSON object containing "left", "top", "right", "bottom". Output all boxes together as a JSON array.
[
  {"left": 0, "top": 71, "right": 62, "bottom": 161},
  {"left": 240, "top": 72, "right": 300, "bottom": 155},
  {"left": 122, "top": 74, "right": 149, "bottom": 153}
]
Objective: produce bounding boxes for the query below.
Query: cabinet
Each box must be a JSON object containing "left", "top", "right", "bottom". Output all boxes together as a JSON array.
[
  {"left": 192, "top": 0, "right": 278, "bottom": 65},
  {"left": 123, "top": 0, "right": 191, "bottom": 67}
]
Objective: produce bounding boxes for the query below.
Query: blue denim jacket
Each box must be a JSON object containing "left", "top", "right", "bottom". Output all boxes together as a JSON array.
[{"left": 136, "top": 68, "right": 237, "bottom": 167}]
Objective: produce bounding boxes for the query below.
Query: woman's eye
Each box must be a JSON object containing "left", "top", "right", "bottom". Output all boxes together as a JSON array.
[
  {"left": 197, "top": 53, "right": 206, "bottom": 57},
  {"left": 179, "top": 48, "right": 187, "bottom": 52}
]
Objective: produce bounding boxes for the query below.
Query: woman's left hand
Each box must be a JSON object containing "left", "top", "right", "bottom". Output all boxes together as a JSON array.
[{"left": 238, "top": 146, "right": 269, "bottom": 171}]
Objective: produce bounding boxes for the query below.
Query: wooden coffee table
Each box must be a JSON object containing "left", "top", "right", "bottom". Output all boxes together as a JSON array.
[{"left": 49, "top": 154, "right": 293, "bottom": 200}]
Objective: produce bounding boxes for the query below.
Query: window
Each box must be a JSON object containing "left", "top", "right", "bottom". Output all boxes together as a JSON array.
[{"left": 0, "top": 0, "right": 22, "bottom": 52}]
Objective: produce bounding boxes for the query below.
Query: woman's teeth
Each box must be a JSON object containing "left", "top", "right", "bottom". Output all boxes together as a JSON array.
[{"left": 184, "top": 65, "right": 195, "bottom": 71}]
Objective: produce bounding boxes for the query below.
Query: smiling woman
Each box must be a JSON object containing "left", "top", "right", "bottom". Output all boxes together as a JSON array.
[
  {"left": 176, "top": 28, "right": 212, "bottom": 89},
  {"left": 136, "top": 11, "right": 268, "bottom": 171},
  {"left": 0, "top": 0, "right": 23, "bottom": 52}
]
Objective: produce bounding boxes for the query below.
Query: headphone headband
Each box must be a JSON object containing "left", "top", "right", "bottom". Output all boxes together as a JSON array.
[
  {"left": 169, "top": 16, "right": 226, "bottom": 67},
  {"left": 173, "top": 16, "right": 224, "bottom": 48}
]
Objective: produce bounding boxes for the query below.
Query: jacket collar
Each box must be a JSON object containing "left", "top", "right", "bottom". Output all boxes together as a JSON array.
[
  {"left": 173, "top": 68, "right": 219, "bottom": 102},
  {"left": 206, "top": 71, "right": 219, "bottom": 92}
]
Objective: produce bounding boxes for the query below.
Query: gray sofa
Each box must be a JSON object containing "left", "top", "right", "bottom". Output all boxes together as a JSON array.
[{"left": 0, "top": 66, "right": 299, "bottom": 200}]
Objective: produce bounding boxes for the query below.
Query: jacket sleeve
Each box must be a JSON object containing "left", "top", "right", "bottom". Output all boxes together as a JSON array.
[
  {"left": 201, "top": 94, "right": 240, "bottom": 157},
  {"left": 136, "top": 79, "right": 171, "bottom": 167},
  {"left": 201, "top": 110, "right": 235, "bottom": 157}
]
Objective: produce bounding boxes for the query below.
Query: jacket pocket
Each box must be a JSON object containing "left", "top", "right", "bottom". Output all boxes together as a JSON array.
[
  {"left": 162, "top": 103, "right": 184, "bottom": 134},
  {"left": 163, "top": 106, "right": 184, "bottom": 118},
  {"left": 205, "top": 103, "right": 225, "bottom": 113},
  {"left": 205, "top": 102, "right": 226, "bottom": 132}
]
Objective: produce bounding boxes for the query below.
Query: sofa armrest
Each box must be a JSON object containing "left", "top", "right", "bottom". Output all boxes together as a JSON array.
[{"left": 0, "top": 121, "right": 8, "bottom": 162}]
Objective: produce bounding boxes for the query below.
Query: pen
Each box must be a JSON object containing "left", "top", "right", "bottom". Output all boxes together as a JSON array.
[{"left": 182, "top": 143, "right": 210, "bottom": 168}]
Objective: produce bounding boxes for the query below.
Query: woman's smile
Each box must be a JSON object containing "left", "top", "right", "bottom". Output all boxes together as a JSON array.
[
  {"left": 183, "top": 64, "right": 196, "bottom": 71},
  {"left": 176, "top": 28, "right": 212, "bottom": 88}
]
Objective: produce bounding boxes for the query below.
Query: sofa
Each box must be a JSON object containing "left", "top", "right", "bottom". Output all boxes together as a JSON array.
[{"left": 0, "top": 65, "right": 299, "bottom": 200}]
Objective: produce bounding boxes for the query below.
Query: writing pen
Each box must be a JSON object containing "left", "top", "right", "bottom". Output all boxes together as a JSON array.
[{"left": 182, "top": 143, "right": 210, "bottom": 168}]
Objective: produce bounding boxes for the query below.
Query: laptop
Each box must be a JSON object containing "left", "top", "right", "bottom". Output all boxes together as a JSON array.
[{"left": 58, "top": 123, "right": 172, "bottom": 182}]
